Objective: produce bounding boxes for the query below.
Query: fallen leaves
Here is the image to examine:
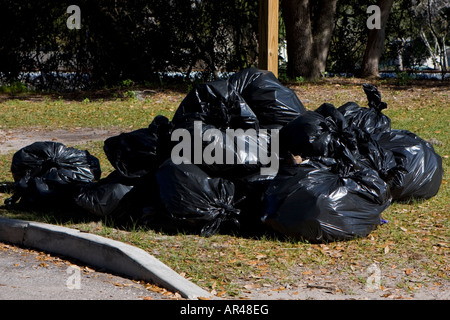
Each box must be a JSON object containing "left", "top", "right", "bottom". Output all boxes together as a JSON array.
[
  {"left": 139, "top": 281, "right": 183, "bottom": 300},
  {"left": 34, "top": 251, "right": 68, "bottom": 268},
  {"left": 112, "top": 281, "right": 134, "bottom": 288},
  {"left": 315, "top": 244, "right": 346, "bottom": 259},
  {"left": 243, "top": 284, "right": 261, "bottom": 290},
  {"left": 306, "top": 283, "right": 339, "bottom": 293},
  {"left": 273, "top": 286, "right": 286, "bottom": 292},
  {"left": 129, "top": 280, "right": 185, "bottom": 300},
  {"left": 404, "top": 268, "right": 415, "bottom": 276},
  {"left": 380, "top": 292, "right": 413, "bottom": 299}
]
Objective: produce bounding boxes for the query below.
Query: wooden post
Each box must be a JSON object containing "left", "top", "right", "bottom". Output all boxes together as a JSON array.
[{"left": 259, "top": 0, "right": 279, "bottom": 78}]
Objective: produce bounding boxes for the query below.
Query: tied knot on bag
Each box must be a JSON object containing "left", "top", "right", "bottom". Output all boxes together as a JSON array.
[
  {"left": 363, "top": 83, "right": 387, "bottom": 112},
  {"left": 200, "top": 203, "right": 240, "bottom": 237},
  {"left": 41, "top": 156, "right": 61, "bottom": 174}
]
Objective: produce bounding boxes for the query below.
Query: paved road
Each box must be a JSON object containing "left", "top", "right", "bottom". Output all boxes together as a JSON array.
[{"left": 0, "top": 242, "right": 175, "bottom": 300}]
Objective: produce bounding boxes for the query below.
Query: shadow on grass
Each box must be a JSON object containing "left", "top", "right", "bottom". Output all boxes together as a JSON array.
[
  {"left": 0, "top": 193, "right": 285, "bottom": 243},
  {"left": 286, "top": 77, "right": 450, "bottom": 92},
  {"left": 0, "top": 81, "right": 192, "bottom": 103}
]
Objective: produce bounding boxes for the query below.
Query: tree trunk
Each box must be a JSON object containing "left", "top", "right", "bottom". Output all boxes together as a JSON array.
[
  {"left": 361, "top": 0, "right": 394, "bottom": 78},
  {"left": 420, "top": 30, "right": 437, "bottom": 69},
  {"left": 281, "top": 0, "right": 337, "bottom": 80}
]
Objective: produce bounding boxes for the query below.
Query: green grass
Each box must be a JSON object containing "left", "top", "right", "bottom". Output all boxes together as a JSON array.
[
  {"left": 0, "top": 91, "right": 182, "bottom": 130},
  {"left": 0, "top": 79, "right": 448, "bottom": 298}
]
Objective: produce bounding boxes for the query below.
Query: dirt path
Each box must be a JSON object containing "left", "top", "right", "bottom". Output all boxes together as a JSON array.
[{"left": 0, "top": 127, "right": 124, "bottom": 155}]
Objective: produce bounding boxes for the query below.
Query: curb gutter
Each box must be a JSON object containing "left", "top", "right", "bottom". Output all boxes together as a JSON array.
[{"left": 0, "top": 217, "right": 213, "bottom": 300}]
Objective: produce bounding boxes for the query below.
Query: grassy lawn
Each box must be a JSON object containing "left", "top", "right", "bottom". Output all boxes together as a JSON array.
[{"left": 0, "top": 78, "right": 448, "bottom": 299}]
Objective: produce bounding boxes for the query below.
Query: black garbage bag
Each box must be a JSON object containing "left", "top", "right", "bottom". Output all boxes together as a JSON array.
[
  {"left": 338, "top": 84, "right": 391, "bottom": 134},
  {"left": 172, "top": 68, "right": 305, "bottom": 130},
  {"left": 112, "top": 175, "right": 167, "bottom": 227},
  {"left": 172, "top": 78, "right": 259, "bottom": 130},
  {"left": 75, "top": 170, "right": 165, "bottom": 226},
  {"left": 262, "top": 158, "right": 391, "bottom": 242},
  {"left": 232, "top": 171, "right": 276, "bottom": 232},
  {"left": 280, "top": 104, "right": 360, "bottom": 169},
  {"left": 280, "top": 110, "right": 332, "bottom": 157},
  {"left": 314, "top": 102, "right": 397, "bottom": 180},
  {"left": 229, "top": 68, "right": 306, "bottom": 128},
  {"left": 170, "top": 120, "right": 277, "bottom": 179},
  {"left": 156, "top": 159, "right": 240, "bottom": 237},
  {"left": 7, "top": 141, "right": 101, "bottom": 207},
  {"left": 374, "top": 129, "right": 443, "bottom": 201},
  {"left": 74, "top": 171, "right": 134, "bottom": 217},
  {"left": 352, "top": 128, "right": 397, "bottom": 181},
  {"left": 280, "top": 102, "right": 396, "bottom": 180},
  {"left": 104, "top": 115, "right": 173, "bottom": 179}
]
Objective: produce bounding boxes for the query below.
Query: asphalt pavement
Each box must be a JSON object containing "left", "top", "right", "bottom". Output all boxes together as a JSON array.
[
  {"left": 0, "top": 242, "right": 169, "bottom": 300},
  {"left": 0, "top": 216, "right": 213, "bottom": 300}
]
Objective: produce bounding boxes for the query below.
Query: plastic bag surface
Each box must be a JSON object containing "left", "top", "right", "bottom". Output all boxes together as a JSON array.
[
  {"left": 229, "top": 68, "right": 306, "bottom": 128},
  {"left": 262, "top": 159, "right": 391, "bottom": 242},
  {"left": 75, "top": 171, "right": 134, "bottom": 217},
  {"left": 104, "top": 115, "right": 172, "bottom": 178},
  {"left": 172, "top": 79, "right": 259, "bottom": 130},
  {"left": 8, "top": 141, "right": 101, "bottom": 206},
  {"left": 156, "top": 159, "right": 240, "bottom": 237},
  {"left": 338, "top": 84, "right": 391, "bottom": 135},
  {"left": 375, "top": 129, "right": 443, "bottom": 201}
]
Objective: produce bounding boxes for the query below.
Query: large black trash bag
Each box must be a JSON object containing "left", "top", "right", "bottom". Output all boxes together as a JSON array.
[
  {"left": 232, "top": 171, "right": 276, "bottom": 232},
  {"left": 7, "top": 141, "right": 101, "bottom": 207},
  {"left": 374, "top": 129, "right": 443, "bottom": 201},
  {"left": 172, "top": 68, "right": 305, "bottom": 130},
  {"left": 280, "top": 110, "right": 332, "bottom": 157},
  {"left": 352, "top": 128, "right": 397, "bottom": 181},
  {"left": 172, "top": 78, "right": 259, "bottom": 130},
  {"left": 338, "top": 84, "right": 391, "bottom": 134},
  {"left": 315, "top": 102, "right": 397, "bottom": 180},
  {"left": 74, "top": 171, "right": 134, "bottom": 217},
  {"left": 111, "top": 175, "right": 167, "bottom": 227},
  {"left": 280, "top": 104, "right": 360, "bottom": 169},
  {"left": 315, "top": 102, "right": 360, "bottom": 160},
  {"left": 229, "top": 68, "right": 306, "bottom": 128},
  {"left": 262, "top": 158, "right": 391, "bottom": 242},
  {"left": 170, "top": 120, "right": 276, "bottom": 179},
  {"left": 156, "top": 159, "right": 240, "bottom": 237},
  {"left": 76, "top": 170, "right": 164, "bottom": 226},
  {"left": 280, "top": 102, "right": 396, "bottom": 180},
  {"left": 104, "top": 115, "right": 173, "bottom": 178}
]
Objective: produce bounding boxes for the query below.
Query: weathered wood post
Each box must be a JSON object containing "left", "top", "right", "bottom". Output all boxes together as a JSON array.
[{"left": 259, "top": 0, "right": 279, "bottom": 78}]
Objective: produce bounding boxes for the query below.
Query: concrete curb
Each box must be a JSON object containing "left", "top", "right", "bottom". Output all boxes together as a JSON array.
[{"left": 0, "top": 217, "right": 213, "bottom": 300}]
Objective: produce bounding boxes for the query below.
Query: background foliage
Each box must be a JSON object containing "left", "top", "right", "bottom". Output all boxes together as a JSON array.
[
  {"left": 0, "top": 0, "right": 259, "bottom": 89},
  {"left": 0, "top": 0, "right": 448, "bottom": 89}
]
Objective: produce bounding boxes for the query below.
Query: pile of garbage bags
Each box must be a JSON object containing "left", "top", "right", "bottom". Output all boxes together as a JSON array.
[{"left": 5, "top": 68, "right": 444, "bottom": 242}]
